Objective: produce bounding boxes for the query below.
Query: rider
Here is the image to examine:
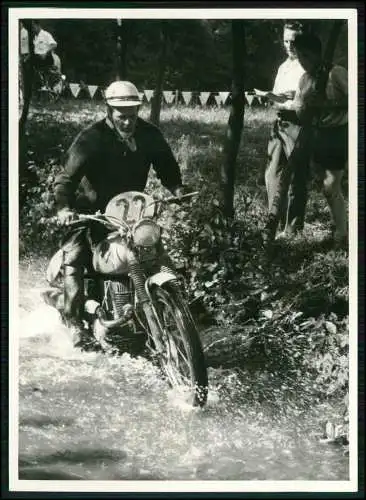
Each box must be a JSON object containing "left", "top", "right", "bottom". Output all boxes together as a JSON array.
[{"left": 53, "top": 80, "right": 188, "bottom": 347}]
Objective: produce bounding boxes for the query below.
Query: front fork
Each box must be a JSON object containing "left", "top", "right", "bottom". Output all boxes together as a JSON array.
[{"left": 128, "top": 248, "right": 179, "bottom": 354}]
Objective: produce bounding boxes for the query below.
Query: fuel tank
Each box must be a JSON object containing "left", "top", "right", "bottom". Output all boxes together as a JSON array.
[{"left": 92, "top": 234, "right": 130, "bottom": 275}]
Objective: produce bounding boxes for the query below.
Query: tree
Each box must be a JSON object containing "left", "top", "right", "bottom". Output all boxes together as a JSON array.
[
  {"left": 115, "top": 19, "right": 133, "bottom": 80},
  {"left": 19, "top": 20, "right": 34, "bottom": 138},
  {"left": 221, "top": 20, "right": 246, "bottom": 220},
  {"left": 150, "top": 21, "right": 169, "bottom": 126}
]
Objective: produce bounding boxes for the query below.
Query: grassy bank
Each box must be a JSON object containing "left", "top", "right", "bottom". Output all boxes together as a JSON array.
[{"left": 18, "top": 100, "right": 350, "bottom": 440}]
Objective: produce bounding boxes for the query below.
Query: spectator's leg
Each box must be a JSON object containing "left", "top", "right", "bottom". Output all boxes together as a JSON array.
[
  {"left": 263, "top": 136, "right": 289, "bottom": 244},
  {"left": 323, "top": 169, "right": 348, "bottom": 243},
  {"left": 284, "top": 157, "right": 310, "bottom": 235},
  {"left": 265, "top": 136, "right": 282, "bottom": 215}
]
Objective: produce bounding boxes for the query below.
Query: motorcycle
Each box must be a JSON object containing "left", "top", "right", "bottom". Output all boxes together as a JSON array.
[
  {"left": 42, "top": 191, "right": 209, "bottom": 407},
  {"left": 33, "top": 67, "right": 66, "bottom": 104}
]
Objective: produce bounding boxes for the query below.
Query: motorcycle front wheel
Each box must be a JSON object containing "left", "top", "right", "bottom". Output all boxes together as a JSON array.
[{"left": 150, "top": 284, "right": 208, "bottom": 407}]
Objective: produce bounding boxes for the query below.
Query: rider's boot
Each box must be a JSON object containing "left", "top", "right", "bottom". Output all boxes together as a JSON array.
[{"left": 63, "top": 265, "right": 92, "bottom": 347}]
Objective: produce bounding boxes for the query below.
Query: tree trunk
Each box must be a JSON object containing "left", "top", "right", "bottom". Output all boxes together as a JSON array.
[
  {"left": 116, "top": 19, "right": 131, "bottom": 80},
  {"left": 221, "top": 20, "right": 246, "bottom": 220},
  {"left": 19, "top": 21, "right": 34, "bottom": 138},
  {"left": 115, "top": 19, "right": 122, "bottom": 80},
  {"left": 150, "top": 22, "right": 168, "bottom": 126}
]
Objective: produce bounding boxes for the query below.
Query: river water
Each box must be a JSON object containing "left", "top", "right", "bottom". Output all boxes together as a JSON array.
[{"left": 15, "top": 302, "right": 349, "bottom": 488}]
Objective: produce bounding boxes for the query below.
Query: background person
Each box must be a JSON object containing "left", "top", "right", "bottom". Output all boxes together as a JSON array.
[
  {"left": 31, "top": 19, "right": 58, "bottom": 70},
  {"left": 254, "top": 21, "right": 310, "bottom": 245},
  {"left": 283, "top": 33, "right": 348, "bottom": 248}
]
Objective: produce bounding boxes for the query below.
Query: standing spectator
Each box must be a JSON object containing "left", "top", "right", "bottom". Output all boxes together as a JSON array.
[
  {"left": 255, "top": 21, "right": 309, "bottom": 245},
  {"left": 31, "top": 20, "right": 58, "bottom": 70},
  {"left": 286, "top": 33, "right": 348, "bottom": 248},
  {"left": 19, "top": 21, "right": 29, "bottom": 61}
]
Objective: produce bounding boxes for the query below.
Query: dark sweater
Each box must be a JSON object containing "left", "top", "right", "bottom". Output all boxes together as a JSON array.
[{"left": 54, "top": 117, "right": 182, "bottom": 212}]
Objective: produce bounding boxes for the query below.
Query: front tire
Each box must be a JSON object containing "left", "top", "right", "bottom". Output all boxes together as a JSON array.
[{"left": 150, "top": 284, "right": 208, "bottom": 407}]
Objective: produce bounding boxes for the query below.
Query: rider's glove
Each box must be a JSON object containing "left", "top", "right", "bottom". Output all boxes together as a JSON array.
[{"left": 57, "top": 208, "right": 77, "bottom": 226}]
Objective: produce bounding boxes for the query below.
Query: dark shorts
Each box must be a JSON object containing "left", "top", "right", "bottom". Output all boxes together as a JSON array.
[
  {"left": 32, "top": 52, "right": 54, "bottom": 70},
  {"left": 312, "top": 124, "right": 348, "bottom": 171}
]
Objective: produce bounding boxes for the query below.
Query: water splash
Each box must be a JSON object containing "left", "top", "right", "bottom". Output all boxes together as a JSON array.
[{"left": 17, "top": 306, "right": 348, "bottom": 482}]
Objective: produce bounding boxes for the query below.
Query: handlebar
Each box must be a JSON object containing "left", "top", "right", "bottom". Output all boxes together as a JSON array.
[
  {"left": 144, "top": 191, "right": 199, "bottom": 211},
  {"left": 52, "top": 191, "right": 199, "bottom": 228}
]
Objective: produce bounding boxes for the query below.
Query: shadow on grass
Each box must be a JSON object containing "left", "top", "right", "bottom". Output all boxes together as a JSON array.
[
  {"left": 19, "top": 447, "right": 129, "bottom": 479},
  {"left": 19, "top": 447, "right": 129, "bottom": 480},
  {"left": 19, "top": 415, "right": 75, "bottom": 429},
  {"left": 19, "top": 467, "right": 85, "bottom": 480},
  {"left": 20, "top": 447, "right": 127, "bottom": 467}
]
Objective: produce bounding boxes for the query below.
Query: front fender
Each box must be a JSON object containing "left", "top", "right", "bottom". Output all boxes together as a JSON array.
[{"left": 145, "top": 271, "right": 177, "bottom": 292}]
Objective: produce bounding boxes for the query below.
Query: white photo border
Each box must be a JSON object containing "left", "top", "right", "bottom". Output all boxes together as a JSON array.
[{"left": 8, "top": 6, "right": 359, "bottom": 494}]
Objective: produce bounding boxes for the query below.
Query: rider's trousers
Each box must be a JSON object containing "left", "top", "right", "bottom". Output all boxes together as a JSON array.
[{"left": 61, "top": 224, "right": 106, "bottom": 324}]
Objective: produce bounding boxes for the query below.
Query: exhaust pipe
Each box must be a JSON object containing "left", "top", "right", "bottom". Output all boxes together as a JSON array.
[{"left": 85, "top": 299, "right": 134, "bottom": 330}]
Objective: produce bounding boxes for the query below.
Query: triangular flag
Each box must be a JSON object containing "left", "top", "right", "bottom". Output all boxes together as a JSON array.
[
  {"left": 214, "top": 95, "right": 222, "bottom": 106},
  {"left": 144, "top": 90, "right": 154, "bottom": 102},
  {"left": 246, "top": 93, "right": 255, "bottom": 106},
  {"left": 219, "top": 92, "right": 230, "bottom": 105},
  {"left": 88, "top": 85, "right": 98, "bottom": 98},
  {"left": 163, "top": 90, "right": 175, "bottom": 104},
  {"left": 181, "top": 91, "right": 192, "bottom": 105},
  {"left": 69, "top": 83, "right": 81, "bottom": 98},
  {"left": 199, "top": 92, "right": 211, "bottom": 106}
]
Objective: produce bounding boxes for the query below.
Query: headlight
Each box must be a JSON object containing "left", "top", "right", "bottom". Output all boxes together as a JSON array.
[{"left": 133, "top": 219, "right": 161, "bottom": 247}]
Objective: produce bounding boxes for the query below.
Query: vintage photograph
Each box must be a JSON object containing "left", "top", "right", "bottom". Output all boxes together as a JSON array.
[{"left": 8, "top": 5, "right": 358, "bottom": 494}]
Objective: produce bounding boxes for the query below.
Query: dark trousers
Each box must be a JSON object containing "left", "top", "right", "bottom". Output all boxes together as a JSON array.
[
  {"left": 265, "top": 120, "right": 311, "bottom": 234},
  {"left": 32, "top": 52, "right": 54, "bottom": 70},
  {"left": 61, "top": 223, "right": 108, "bottom": 323}
]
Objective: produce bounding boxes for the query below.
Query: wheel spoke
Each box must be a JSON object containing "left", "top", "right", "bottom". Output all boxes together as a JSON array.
[{"left": 151, "top": 286, "right": 208, "bottom": 406}]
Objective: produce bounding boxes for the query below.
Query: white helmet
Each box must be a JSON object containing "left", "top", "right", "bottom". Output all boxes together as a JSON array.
[{"left": 104, "top": 81, "right": 142, "bottom": 107}]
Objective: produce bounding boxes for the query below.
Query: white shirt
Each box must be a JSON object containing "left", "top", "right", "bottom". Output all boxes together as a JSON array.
[
  {"left": 33, "top": 29, "right": 57, "bottom": 56},
  {"left": 273, "top": 58, "right": 305, "bottom": 95},
  {"left": 20, "top": 26, "right": 29, "bottom": 55}
]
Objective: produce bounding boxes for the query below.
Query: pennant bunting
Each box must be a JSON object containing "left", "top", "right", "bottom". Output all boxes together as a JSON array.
[
  {"left": 199, "top": 92, "right": 211, "bottom": 106},
  {"left": 214, "top": 95, "right": 222, "bottom": 106},
  {"left": 163, "top": 90, "right": 175, "bottom": 104},
  {"left": 181, "top": 91, "right": 192, "bottom": 105},
  {"left": 88, "top": 85, "right": 98, "bottom": 98},
  {"left": 219, "top": 92, "right": 230, "bottom": 105},
  {"left": 144, "top": 90, "right": 154, "bottom": 102},
  {"left": 69, "top": 83, "right": 81, "bottom": 98},
  {"left": 49, "top": 83, "right": 268, "bottom": 106},
  {"left": 245, "top": 93, "right": 255, "bottom": 106}
]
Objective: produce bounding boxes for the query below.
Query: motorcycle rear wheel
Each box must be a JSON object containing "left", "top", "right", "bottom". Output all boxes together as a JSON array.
[{"left": 150, "top": 284, "right": 208, "bottom": 407}]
